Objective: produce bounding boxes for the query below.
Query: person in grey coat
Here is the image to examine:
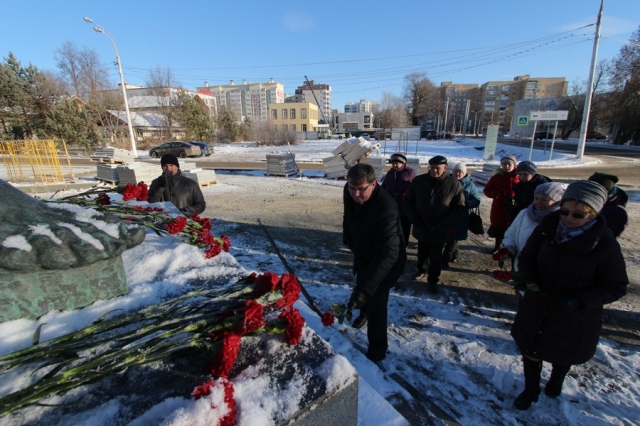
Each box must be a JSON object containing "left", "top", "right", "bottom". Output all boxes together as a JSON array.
[
  {"left": 148, "top": 154, "right": 206, "bottom": 217},
  {"left": 510, "top": 180, "right": 628, "bottom": 410},
  {"left": 442, "top": 163, "right": 481, "bottom": 267}
]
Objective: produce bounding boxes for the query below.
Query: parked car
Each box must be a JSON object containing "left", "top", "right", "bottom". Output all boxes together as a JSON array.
[
  {"left": 189, "top": 142, "right": 213, "bottom": 156},
  {"left": 422, "top": 130, "right": 438, "bottom": 140},
  {"left": 331, "top": 133, "right": 346, "bottom": 140},
  {"left": 149, "top": 142, "right": 201, "bottom": 158},
  {"left": 534, "top": 131, "right": 555, "bottom": 140},
  {"left": 587, "top": 130, "right": 607, "bottom": 140}
]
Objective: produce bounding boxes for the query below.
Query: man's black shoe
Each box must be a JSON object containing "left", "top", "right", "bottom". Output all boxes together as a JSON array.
[
  {"left": 441, "top": 262, "right": 450, "bottom": 270},
  {"left": 413, "top": 272, "right": 426, "bottom": 280},
  {"left": 352, "top": 312, "right": 368, "bottom": 329},
  {"left": 427, "top": 281, "right": 439, "bottom": 294}
]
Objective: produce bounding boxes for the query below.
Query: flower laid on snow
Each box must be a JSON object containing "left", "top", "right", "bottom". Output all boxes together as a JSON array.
[
  {"left": 120, "top": 182, "right": 149, "bottom": 202},
  {"left": 321, "top": 312, "right": 335, "bottom": 326}
]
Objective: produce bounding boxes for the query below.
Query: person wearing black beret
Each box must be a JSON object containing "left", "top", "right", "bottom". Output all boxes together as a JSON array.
[{"left": 404, "top": 155, "right": 465, "bottom": 294}]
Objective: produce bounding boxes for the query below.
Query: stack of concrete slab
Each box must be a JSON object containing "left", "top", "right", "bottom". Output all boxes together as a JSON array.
[
  {"left": 266, "top": 152, "right": 298, "bottom": 177},
  {"left": 116, "top": 162, "right": 159, "bottom": 186},
  {"left": 323, "top": 137, "right": 381, "bottom": 179},
  {"left": 95, "top": 163, "right": 120, "bottom": 183},
  {"left": 470, "top": 163, "right": 498, "bottom": 185},
  {"left": 406, "top": 157, "right": 421, "bottom": 172},
  {"left": 90, "top": 148, "right": 137, "bottom": 163},
  {"left": 360, "top": 156, "right": 386, "bottom": 179},
  {"left": 182, "top": 168, "right": 218, "bottom": 186}
]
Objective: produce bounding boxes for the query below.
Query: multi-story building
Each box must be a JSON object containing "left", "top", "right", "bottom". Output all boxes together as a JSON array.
[
  {"left": 333, "top": 112, "right": 374, "bottom": 132},
  {"left": 344, "top": 99, "right": 381, "bottom": 114},
  {"left": 439, "top": 82, "right": 480, "bottom": 132},
  {"left": 198, "top": 79, "right": 284, "bottom": 122},
  {"left": 292, "top": 80, "right": 332, "bottom": 124},
  {"left": 268, "top": 102, "right": 320, "bottom": 133}
]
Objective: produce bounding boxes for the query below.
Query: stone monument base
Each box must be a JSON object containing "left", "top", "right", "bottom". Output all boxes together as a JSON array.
[{"left": 0, "top": 256, "right": 129, "bottom": 323}]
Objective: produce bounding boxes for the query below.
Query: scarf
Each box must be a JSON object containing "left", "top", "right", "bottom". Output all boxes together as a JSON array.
[
  {"left": 526, "top": 203, "right": 560, "bottom": 223},
  {"left": 554, "top": 217, "right": 597, "bottom": 244}
]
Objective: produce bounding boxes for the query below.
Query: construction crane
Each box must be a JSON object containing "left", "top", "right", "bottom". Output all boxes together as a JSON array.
[{"left": 304, "top": 75, "right": 328, "bottom": 125}]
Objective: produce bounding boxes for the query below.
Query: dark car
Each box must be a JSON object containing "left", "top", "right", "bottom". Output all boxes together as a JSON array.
[
  {"left": 149, "top": 142, "right": 201, "bottom": 158},
  {"left": 534, "top": 131, "right": 555, "bottom": 140},
  {"left": 189, "top": 142, "right": 213, "bottom": 156},
  {"left": 422, "top": 130, "right": 438, "bottom": 140},
  {"left": 587, "top": 130, "right": 607, "bottom": 140}
]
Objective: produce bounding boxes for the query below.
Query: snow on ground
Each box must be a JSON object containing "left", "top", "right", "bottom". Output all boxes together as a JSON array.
[{"left": 1, "top": 138, "right": 639, "bottom": 425}]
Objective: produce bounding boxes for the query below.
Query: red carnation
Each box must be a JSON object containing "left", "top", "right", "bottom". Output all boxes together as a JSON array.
[
  {"left": 220, "top": 379, "right": 236, "bottom": 426},
  {"left": 96, "top": 193, "right": 111, "bottom": 206},
  {"left": 279, "top": 307, "right": 305, "bottom": 345},
  {"left": 121, "top": 183, "right": 141, "bottom": 201},
  {"left": 198, "top": 230, "right": 215, "bottom": 246},
  {"left": 209, "top": 333, "right": 241, "bottom": 378},
  {"left": 276, "top": 273, "right": 301, "bottom": 307},
  {"left": 133, "top": 205, "right": 144, "bottom": 211},
  {"left": 192, "top": 379, "right": 215, "bottom": 400},
  {"left": 492, "top": 270, "right": 512, "bottom": 280},
  {"left": 136, "top": 181, "right": 148, "bottom": 201},
  {"left": 205, "top": 242, "right": 222, "bottom": 259},
  {"left": 253, "top": 272, "right": 280, "bottom": 297},
  {"left": 321, "top": 312, "right": 335, "bottom": 326},
  {"left": 220, "top": 235, "right": 231, "bottom": 252},
  {"left": 239, "top": 299, "right": 265, "bottom": 334},
  {"left": 166, "top": 216, "right": 187, "bottom": 234}
]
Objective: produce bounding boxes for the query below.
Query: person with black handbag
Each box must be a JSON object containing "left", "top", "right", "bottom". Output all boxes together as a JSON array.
[{"left": 443, "top": 163, "right": 481, "bottom": 268}]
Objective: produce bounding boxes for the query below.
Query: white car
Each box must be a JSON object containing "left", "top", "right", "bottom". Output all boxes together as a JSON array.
[{"left": 331, "top": 133, "right": 346, "bottom": 140}]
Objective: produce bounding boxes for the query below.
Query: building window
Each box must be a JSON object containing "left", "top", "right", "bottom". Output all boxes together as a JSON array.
[
  {"left": 272, "top": 109, "right": 277, "bottom": 119},
  {"left": 301, "top": 108, "right": 307, "bottom": 119},
  {"left": 273, "top": 125, "right": 278, "bottom": 132},
  {"left": 290, "top": 109, "right": 296, "bottom": 119},
  {"left": 282, "top": 109, "right": 287, "bottom": 119},
  {"left": 283, "top": 124, "right": 288, "bottom": 132},
  {"left": 302, "top": 124, "right": 307, "bottom": 131},
  {"left": 291, "top": 124, "right": 296, "bottom": 132}
]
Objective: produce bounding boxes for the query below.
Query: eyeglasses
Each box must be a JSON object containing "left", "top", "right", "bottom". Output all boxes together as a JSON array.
[
  {"left": 348, "top": 182, "right": 373, "bottom": 194},
  {"left": 559, "top": 209, "right": 588, "bottom": 219}
]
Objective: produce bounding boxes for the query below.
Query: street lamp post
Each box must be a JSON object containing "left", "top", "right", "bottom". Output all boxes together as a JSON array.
[{"left": 83, "top": 17, "right": 137, "bottom": 157}]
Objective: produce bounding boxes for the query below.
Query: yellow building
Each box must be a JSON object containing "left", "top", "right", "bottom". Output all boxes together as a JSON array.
[{"left": 268, "top": 102, "right": 320, "bottom": 133}]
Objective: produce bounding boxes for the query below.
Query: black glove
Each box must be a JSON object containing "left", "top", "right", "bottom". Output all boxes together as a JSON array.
[
  {"left": 555, "top": 296, "right": 582, "bottom": 311},
  {"left": 162, "top": 171, "right": 173, "bottom": 187},
  {"left": 347, "top": 288, "right": 368, "bottom": 310}
]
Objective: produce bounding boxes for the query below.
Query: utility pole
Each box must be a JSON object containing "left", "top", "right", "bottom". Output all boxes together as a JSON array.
[{"left": 577, "top": 0, "right": 604, "bottom": 159}]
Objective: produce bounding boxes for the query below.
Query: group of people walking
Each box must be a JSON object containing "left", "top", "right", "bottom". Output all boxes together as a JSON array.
[{"left": 342, "top": 152, "right": 629, "bottom": 411}]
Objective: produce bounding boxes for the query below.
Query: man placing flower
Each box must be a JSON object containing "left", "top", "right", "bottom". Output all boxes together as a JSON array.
[{"left": 148, "top": 154, "right": 206, "bottom": 218}]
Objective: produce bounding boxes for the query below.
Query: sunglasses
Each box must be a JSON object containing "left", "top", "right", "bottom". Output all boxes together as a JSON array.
[{"left": 559, "top": 209, "right": 588, "bottom": 219}]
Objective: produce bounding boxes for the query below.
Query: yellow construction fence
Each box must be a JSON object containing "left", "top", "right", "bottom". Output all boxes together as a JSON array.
[{"left": 0, "top": 140, "right": 75, "bottom": 184}]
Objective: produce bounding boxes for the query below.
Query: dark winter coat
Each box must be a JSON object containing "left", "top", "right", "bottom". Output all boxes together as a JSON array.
[
  {"left": 511, "top": 212, "right": 628, "bottom": 365},
  {"left": 148, "top": 171, "right": 206, "bottom": 215},
  {"left": 483, "top": 169, "right": 519, "bottom": 231},
  {"left": 343, "top": 183, "right": 406, "bottom": 298},
  {"left": 509, "top": 173, "right": 551, "bottom": 223},
  {"left": 601, "top": 187, "right": 629, "bottom": 237},
  {"left": 452, "top": 175, "right": 482, "bottom": 241},
  {"left": 381, "top": 165, "right": 417, "bottom": 217},
  {"left": 403, "top": 173, "right": 465, "bottom": 245}
]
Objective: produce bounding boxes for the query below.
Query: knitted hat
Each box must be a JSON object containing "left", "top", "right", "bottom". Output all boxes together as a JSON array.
[
  {"left": 561, "top": 180, "right": 608, "bottom": 213},
  {"left": 534, "top": 182, "right": 565, "bottom": 202},
  {"left": 516, "top": 161, "right": 537, "bottom": 175},
  {"left": 428, "top": 155, "right": 447, "bottom": 165},
  {"left": 500, "top": 155, "right": 517, "bottom": 166},
  {"left": 389, "top": 153, "right": 407, "bottom": 164},
  {"left": 451, "top": 163, "right": 467, "bottom": 175},
  {"left": 588, "top": 172, "right": 618, "bottom": 193},
  {"left": 161, "top": 153, "right": 180, "bottom": 168}
]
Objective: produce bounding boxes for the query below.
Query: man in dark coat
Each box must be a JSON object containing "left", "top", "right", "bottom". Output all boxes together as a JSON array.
[
  {"left": 509, "top": 161, "right": 551, "bottom": 224},
  {"left": 380, "top": 153, "right": 417, "bottom": 246},
  {"left": 403, "top": 155, "right": 465, "bottom": 293},
  {"left": 588, "top": 172, "right": 629, "bottom": 238},
  {"left": 148, "top": 154, "right": 206, "bottom": 217},
  {"left": 343, "top": 163, "right": 406, "bottom": 362},
  {"left": 510, "top": 180, "right": 628, "bottom": 410}
]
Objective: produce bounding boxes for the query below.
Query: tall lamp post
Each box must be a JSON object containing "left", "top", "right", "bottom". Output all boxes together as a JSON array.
[{"left": 83, "top": 17, "right": 137, "bottom": 157}]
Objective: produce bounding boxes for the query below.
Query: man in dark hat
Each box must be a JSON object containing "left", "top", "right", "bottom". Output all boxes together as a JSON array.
[
  {"left": 381, "top": 153, "right": 417, "bottom": 246},
  {"left": 404, "top": 155, "right": 465, "bottom": 293},
  {"left": 588, "top": 172, "right": 628, "bottom": 237},
  {"left": 148, "top": 153, "right": 206, "bottom": 217}
]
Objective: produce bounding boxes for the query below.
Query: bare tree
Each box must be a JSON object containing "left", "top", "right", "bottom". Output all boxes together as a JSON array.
[
  {"left": 146, "top": 65, "right": 179, "bottom": 140},
  {"left": 55, "top": 41, "right": 110, "bottom": 99},
  {"left": 402, "top": 72, "right": 440, "bottom": 126},
  {"left": 377, "top": 92, "right": 408, "bottom": 128}
]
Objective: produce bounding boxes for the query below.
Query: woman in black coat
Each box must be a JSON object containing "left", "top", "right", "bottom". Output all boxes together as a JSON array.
[{"left": 510, "top": 180, "right": 628, "bottom": 410}]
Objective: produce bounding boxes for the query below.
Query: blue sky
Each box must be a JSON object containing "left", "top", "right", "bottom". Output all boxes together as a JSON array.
[{"left": 1, "top": 0, "right": 639, "bottom": 110}]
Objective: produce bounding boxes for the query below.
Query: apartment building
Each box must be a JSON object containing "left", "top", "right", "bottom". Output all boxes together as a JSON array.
[
  {"left": 333, "top": 111, "right": 374, "bottom": 132},
  {"left": 198, "top": 79, "right": 284, "bottom": 122},
  {"left": 344, "top": 99, "right": 381, "bottom": 114},
  {"left": 292, "top": 80, "right": 332, "bottom": 124},
  {"left": 439, "top": 82, "right": 480, "bottom": 131},
  {"left": 268, "top": 102, "right": 320, "bottom": 133}
]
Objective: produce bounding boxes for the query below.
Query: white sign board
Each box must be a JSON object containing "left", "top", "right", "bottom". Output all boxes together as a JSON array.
[
  {"left": 484, "top": 124, "right": 499, "bottom": 161},
  {"left": 530, "top": 110, "right": 569, "bottom": 121}
]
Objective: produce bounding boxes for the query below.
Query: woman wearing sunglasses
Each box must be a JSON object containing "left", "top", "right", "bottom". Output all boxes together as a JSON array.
[{"left": 510, "top": 180, "right": 629, "bottom": 410}]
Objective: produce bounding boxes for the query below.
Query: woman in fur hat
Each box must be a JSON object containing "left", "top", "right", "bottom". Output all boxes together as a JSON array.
[{"left": 510, "top": 180, "right": 628, "bottom": 410}]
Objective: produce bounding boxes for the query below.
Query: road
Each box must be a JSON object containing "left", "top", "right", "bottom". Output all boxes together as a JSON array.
[{"left": 489, "top": 137, "right": 640, "bottom": 158}]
